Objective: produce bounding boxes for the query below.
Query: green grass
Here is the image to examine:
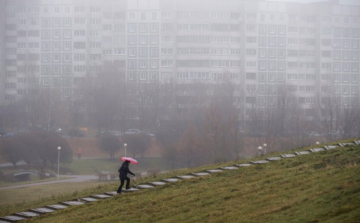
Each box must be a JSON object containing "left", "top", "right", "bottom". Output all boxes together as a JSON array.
[
  {"left": 62, "top": 157, "right": 169, "bottom": 175},
  {"left": 4, "top": 139, "right": 360, "bottom": 223},
  {"left": 0, "top": 176, "right": 72, "bottom": 187},
  {"left": 0, "top": 181, "right": 109, "bottom": 207}
]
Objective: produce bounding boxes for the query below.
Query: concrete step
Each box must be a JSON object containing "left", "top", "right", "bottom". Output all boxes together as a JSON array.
[
  {"left": 61, "top": 201, "right": 85, "bottom": 206},
  {"left": 0, "top": 215, "right": 26, "bottom": 222},
  {"left": 137, "top": 184, "right": 155, "bottom": 189},
  {"left": 13, "top": 212, "right": 39, "bottom": 219},
  {"left": 266, "top": 157, "right": 281, "bottom": 161},
  {"left": 45, "top": 204, "right": 68, "bottom": 210},
  {"left": 206, "top": 169, "right": 223, "bottom": 173},
  {"left": 310, "top": 148, "right": 325, "bottom": 153},
  {"left": 105, "top": 191, "right": 118, "bottom": 196},
  {"left": 123, "top": 188, "right": 140, "bottom": 192},
  {"left": 221, "top": 166, "right": 238, "bottom": 170},
  {"left": 177, "top": 175, "right": 196, "bottom": 179},
  {"left": 80, "top": 197, "right": 98, "bottom": 203},
  {"left": 162, "top": 178, "right": 180, "bottom": 183},
  {"left": 29, "top": 208, "right": 55, "bottom": 214},
  {"left": 324, "top": 145, "right": 338, "bottom": 150},
  {"left": 281, "top": 154, "right": 296, "bottom": 158},
  {"left": 251, "top": 160, "right": 269, "bottom": 164},
  {"left": 149, "top": 181, "right": 167, "bottom": 186},
  {"left": 339, "top": 143, "right": 354, "bottom": 147},
  {"left": 192, "top": 172, "right": 210, "bottom": 176},
  {"left": 295, "top": 151, "right": 310, "bottom": 155},
  {"left": 235, "top": 164, "right": 252, "bottom": 167},
  {"left": 90, "top": 194, "right": 111, "bottom": 199}
]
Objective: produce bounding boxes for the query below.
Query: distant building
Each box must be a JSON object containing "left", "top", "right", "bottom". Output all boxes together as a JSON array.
[
  {"left": 0, "top": 0, "right": 5, "bottom": 105},
  {"left": 1, "top": 0, "right": 359, "bottom": 122}
]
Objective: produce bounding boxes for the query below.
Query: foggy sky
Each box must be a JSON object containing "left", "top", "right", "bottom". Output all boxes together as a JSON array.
[{"left": 266, "top": 0, "right": 360, "bottom": 5}]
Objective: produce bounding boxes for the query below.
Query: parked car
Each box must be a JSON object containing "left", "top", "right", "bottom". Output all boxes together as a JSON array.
[
  {"left": 125, "top": 129, "right": 141, "bottom": 134},
  {"left": 4, "top": 132, "right": 15, "bottom": 137},
  {"left": 143, "top": 131, "right": 156, "bottom": 137},
  {"left": 68, "top": 128, "right": 85, "bottom": 137},
  {"left": 110, "top": 131, "right": 123, "bottom": 136},
  {"left": 97, "top": 130, "right": 123, "bottom": 137},
  {"left": 0, "top": 128, "right": 7, "bottom": 137}
]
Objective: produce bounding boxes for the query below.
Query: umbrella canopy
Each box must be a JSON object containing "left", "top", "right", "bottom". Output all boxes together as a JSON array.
[{"left": 120, "top": 157, "right": 138, "bottom": 165}]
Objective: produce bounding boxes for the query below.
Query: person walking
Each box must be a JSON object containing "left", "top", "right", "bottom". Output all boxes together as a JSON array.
[
  {"left": 117, "top": 160, "right": 135, "bottom": 194},
  {"left": 77, "top": 149, "right": 82, "bottom": 159}
]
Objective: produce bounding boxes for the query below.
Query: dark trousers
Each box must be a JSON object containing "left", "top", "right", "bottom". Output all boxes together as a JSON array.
[{"left": 117, "top": 176, "right": 130, "bottom": 193}]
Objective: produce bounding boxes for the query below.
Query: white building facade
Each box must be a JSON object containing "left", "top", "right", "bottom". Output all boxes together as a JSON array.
[{"left": 1, "top": 0, "right": 359, "bottom": 120}]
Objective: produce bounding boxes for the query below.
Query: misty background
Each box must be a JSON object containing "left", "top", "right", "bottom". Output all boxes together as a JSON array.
[{"left": 0, "top": 0, "right": 359, "bottom": 169}]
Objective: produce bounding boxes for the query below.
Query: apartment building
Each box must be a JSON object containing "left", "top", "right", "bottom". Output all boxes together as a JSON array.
[
  {"left": 1, "top": 0, "right": 359, "bottom": 120},
  {"left": 0, "top": 0, "right": 5, "bottom": 105}
]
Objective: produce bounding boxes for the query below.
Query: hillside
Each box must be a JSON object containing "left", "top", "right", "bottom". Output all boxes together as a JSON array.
[{"left": 17, "top": 141, "right": 360, "bottom": 223}]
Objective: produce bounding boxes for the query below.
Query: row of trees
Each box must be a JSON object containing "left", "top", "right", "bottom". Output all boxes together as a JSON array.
[
  {"left": 0, "top": 131, "right": 72, "bottom": 177},
  {"left": 246, "top": 86, "right": 360, "bottom": 152},
  {"left": 98, "top": 133, "right": 152, "bottom": 159},
  {"left": 1, "top": 63, "right": 359, "bottom": 168}
]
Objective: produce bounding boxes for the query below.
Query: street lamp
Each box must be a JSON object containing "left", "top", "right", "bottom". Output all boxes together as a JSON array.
[
  {"left": 124, "top": 143, "right": 127, "bottom": 157},
  {"left": 263, "top": 143, "right": 267, "bottom": 154},
  {"left": 57, "top": 146, "right": 61, "bottom": 182},
  {"left": 258, "top": 146, "right": 263, "bottom": 156}
]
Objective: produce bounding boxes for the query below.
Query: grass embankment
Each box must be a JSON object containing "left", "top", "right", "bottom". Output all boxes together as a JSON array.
[
  {"left": 65, "top": 157, "right": 168, "bottom": 175},
  {"left": 0, "top": 181, "right": 108, "bottom": 206},
  {"left": 16, "top": 140, "right": 360, "bottom": 223},
  {"left": 0, "top": 176, "right": 72, "bottom": 188},
  {"left": 0, "top": 157, "right": 169, "bottom": 214}
]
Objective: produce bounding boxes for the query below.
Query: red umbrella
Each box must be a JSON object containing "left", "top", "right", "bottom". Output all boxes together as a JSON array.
[{"left": 120, "top": 157, "right": 138, "bottom": 165}]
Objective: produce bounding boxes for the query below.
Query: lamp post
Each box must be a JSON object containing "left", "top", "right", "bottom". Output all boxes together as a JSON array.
[
  {"left": 124, "top": 143, "right": 127, "bottom": 157},
  {"left": 57, "top": 146, "right": 61, "bottom": 182},
  {"left": 263, "top": 143, "right": 267, "bottom": 154},
  {"left": 258, "top": 146, "right": 263, "bottom": 156}
]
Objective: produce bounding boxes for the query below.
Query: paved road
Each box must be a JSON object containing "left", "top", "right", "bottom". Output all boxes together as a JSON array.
[{"left": 0, "top": 175, "right": 98, "bottom": 191}]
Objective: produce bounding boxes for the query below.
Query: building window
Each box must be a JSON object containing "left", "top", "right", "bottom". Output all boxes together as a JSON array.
[
  {"left": 161, "top": 60, "right": 173, "bottom": 67},
  {"left": 139, "top": 60, "right": 147, "bottom": 69},
  {"left": 114, "top": 48, "right": 125, "bottom": 55},
  {"left": 150, "top": 60, "right": 158, "bottom": 69},
  {"left": 150, "top": 36, "right": 159, "bottom": 44},
  {"left": 140, "top": 72, "right": 147, "bottom": 80}
]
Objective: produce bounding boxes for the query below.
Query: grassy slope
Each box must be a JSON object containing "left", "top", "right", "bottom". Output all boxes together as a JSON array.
[
  {"left": 65, "top": 157, "right": 168, "bottom": 175},
  {"left": 22, "top": 143, "right": 360, "bottom": 223},
  {"left": 0, "top": 181, "right": 109, "bottom": 206}
]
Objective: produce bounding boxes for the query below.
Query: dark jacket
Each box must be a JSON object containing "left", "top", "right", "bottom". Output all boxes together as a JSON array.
[{"left": 118, "top": 161, "right": 134, "bottom": 180}]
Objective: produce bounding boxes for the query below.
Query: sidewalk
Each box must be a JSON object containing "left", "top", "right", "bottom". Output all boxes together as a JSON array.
[{"left": 0, "top": 175, "right": 98, "bottom": 191}]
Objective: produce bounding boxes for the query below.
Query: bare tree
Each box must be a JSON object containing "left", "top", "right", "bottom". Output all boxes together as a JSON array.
[
  {"left": 83, "top": 62, "right": 126, "bottom": 134},
  {"left": 339, "top": 103, "right": 360, "bottom": 139},
  {"left": 122, "top": 133, "right": 151, "bottom": 158},
  {"left": 98, "top": 135, "right": 122, "bottom": 159},
  {"left": 0, "top": 138, "right": 25, "bottom": 167},
  {"left": 177, "top": 124, "right": 203, "bottom": 167},
  {"left": 317, "top": 89, "right": 342, "bottom": 141},
  {"left": 201, "top": 80, "right": 241, "bottom": 161}
]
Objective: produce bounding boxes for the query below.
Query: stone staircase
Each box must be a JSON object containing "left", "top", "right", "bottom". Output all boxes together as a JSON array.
[{"left": 0, "top": 140, "right": 359, "bottom": 222}]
